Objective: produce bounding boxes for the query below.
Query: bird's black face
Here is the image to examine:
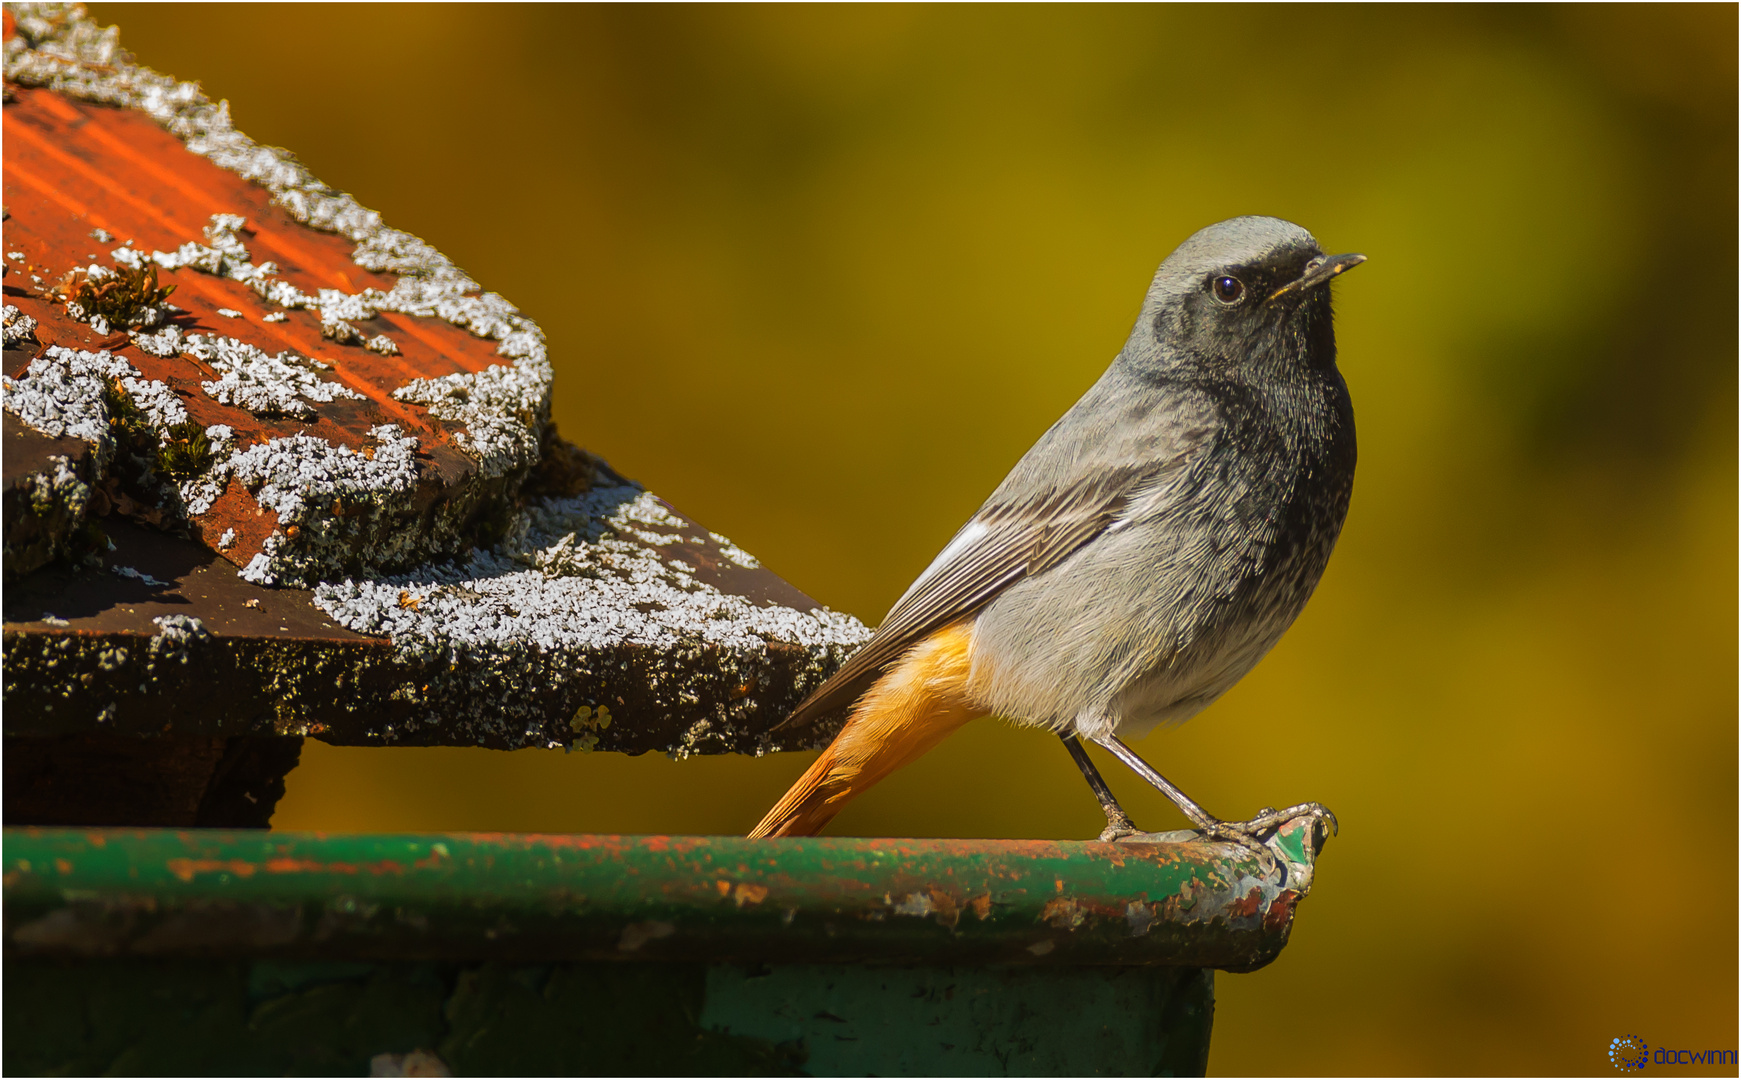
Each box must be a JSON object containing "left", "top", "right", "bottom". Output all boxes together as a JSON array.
[{"left": 1166, "top": 246, "right": 1365, "bottom": 377}]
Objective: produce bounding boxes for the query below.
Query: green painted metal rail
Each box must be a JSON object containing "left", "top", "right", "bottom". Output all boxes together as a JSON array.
[
  {"left": 3, "top": 823, "right": 1330, "bottom": 1075},
  {"left": 4, "top": 824, "right": 1326, "bottom": 971}
]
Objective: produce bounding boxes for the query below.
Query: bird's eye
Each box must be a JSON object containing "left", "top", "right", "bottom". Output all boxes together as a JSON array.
[{"left": 1211, "top": 275, "right": 1246, "bottom": 304}]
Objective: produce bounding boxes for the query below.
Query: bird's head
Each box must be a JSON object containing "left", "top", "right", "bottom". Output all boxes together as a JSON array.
[{"left": 1127, "top": 216, "right": 1364, "bottom": 378}]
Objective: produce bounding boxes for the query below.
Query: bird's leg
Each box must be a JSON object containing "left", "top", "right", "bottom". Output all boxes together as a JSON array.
[
  {"left": 1089, "top": 734, "right": 1337, "bottom": 854},
  {"left": 1089, "top": 734, "right": 1218, "bottom": 830},
  {"left": 1060, "top": 734, "right": 1139, "bottom": 841}
]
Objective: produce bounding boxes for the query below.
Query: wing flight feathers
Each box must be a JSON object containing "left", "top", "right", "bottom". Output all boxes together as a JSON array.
[{"left": 773, "top": 452, "right": 1202, "bottom": 735}]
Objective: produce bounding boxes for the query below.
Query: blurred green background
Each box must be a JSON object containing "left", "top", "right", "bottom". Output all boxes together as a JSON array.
[{"left": 92, "top": 4, "right": 1736, "bottom": 1075}]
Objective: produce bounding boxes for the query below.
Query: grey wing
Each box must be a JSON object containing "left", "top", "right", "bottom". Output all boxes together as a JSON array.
[{"left": 773, "top": 452, "right": 1203, "bottom": 735}]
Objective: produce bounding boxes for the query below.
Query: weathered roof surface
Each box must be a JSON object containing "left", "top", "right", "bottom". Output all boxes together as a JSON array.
[
  {"left": 2, "top": 5, "right": 870, "bottom": 755},
  {"left": 3, "top": 47, "right": 549, "bottom": 587}
]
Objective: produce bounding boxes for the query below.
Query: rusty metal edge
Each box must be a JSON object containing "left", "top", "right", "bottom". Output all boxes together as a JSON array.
[{"left": 2, "top": 822, "right": 1330, "bottom": 972}]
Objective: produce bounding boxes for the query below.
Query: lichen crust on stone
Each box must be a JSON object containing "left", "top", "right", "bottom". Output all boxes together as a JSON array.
[
  {"left": 392, "top": 352, "right": 549, "bottom": 479},
  {"left": 2, "top": 344, "right": 453, "bottom": 586},
  {"left": 3, "top": 450, "right": 93, "bottom": 575},
  {"left": 5, "top": 3, "right": 559, "bottom": 582},
  {"left": 226, "top": 425, "right": 422, "bottom": 586},
  {"left": 3, "top": 304, "right": 39, "bottom": 347},
  {"left": 182, "top": 331, "right": 364, "bottom": 420},
  {"left": 148, "top": 612, "right": 208, "bottom": 665},
  {"left": 313, "top": 484, "right": 873, "bottom": 753},
  {"left": 2, "top": 345, "right": 136, "bottom": 467}
]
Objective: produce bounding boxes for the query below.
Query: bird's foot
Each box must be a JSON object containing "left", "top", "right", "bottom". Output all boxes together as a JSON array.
[
  {"left": 1198, "top": 803, "right": 1337, "bottom": 874},
  {"left": 1203, "top": 802, "right": 1337, "bottom": 842},
  {"left": 1197, "top": 820, "right": 1280, "bottom": 877},
  {"left": 1239, "top": 802, "right": 1338, "bottom": 839},
  {"left": 1097, "top": 812, "right": 1141, "bottom": 843}
]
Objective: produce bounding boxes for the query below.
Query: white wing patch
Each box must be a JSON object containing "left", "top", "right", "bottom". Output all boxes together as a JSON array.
[{"left": 910, "top": 520, "right": 988, "bottom": 591}]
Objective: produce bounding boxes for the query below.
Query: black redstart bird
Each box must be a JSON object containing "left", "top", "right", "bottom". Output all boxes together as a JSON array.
[{"left": 751, "top": 216, "right": 1363, "bottom": 843}]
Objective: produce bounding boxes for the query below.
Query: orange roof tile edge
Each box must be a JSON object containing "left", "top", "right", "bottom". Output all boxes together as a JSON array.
[{"left": 3, "top": 3, "right": 551, "bottom": 588}]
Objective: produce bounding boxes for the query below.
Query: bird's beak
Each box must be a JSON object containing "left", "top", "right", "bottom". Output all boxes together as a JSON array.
[{"left": 1268, "top": 252, "right": 1367, "bottom": 302}]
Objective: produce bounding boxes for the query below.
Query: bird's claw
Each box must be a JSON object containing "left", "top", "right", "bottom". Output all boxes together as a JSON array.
[
  {"left": 1213, "top": 801, "right": 1337, "bottom": 841},
  {"left": 1198, "top": 802, "right": 1338, "bottom": 875},
  {"left": 1098, "top": 823, "right": 1139, "bottom": 843},
  {"left": 1257, "top": 801, "right": 1338, "bottom": 838}
]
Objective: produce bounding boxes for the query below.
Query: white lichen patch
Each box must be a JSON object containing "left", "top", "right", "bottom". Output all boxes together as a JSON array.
[
  {"left": 118, "top": 374, "right": 188, "bottom": 429},
  {"left": 180, "top": 422, "right": 240, "bottom": 512},
  {"left": 130, "top": 324, "right": 185, "bottom": 358},
  {"left": 1, "top": 7, "right": 659, "bottom": 600},
  {"left": 176, "top": 471, "right": 225, "bottom": 518},
  {"left": 113, "top": 564, "right": 169, "bottom": 587},
  {"left": 231, "top": 425, "right": 419, "bottom": 525},
  {"left": 148, "top": 613, "right": 208, "bottom": 664},
  {"left": 0, "top": 334, "right": 411, "bottom": 588},
  {"left": 2, "top": 345, "right": 135, "bottom": 464},
  {"left": 6, "top": 447, "right": 94, "bottom": 573},
  {"left": 710, "top": 532, "right": 762, "bottom": 570},
  {"left": 309, "top": 484, "right": 870, "bottom": 752},
  {"left": 315, "top": 484, "right": 870, "bottom": 668},
  {"left": 4, "top": 347, "right": 220, "bottom": 554},
  {"left": 223, "top": 425, "right": 422, "bottom": 585},
  {"left": 3, "top": 304, "right": 39, "bottom": 346},
  {"left": 183, "top": 332, "right": 362, "bottom": 419},
  {"left": 150, "top": 612, "right": 204, "bottom": 636},
  {"left": 115, "top": 212, "right": 259, "bottom": 284},
  {"left": 320, "top": 318, "right": 361, "bottom": 345},
  {"left": 392, "top": 356, "right": 551, "bottom": 478}
]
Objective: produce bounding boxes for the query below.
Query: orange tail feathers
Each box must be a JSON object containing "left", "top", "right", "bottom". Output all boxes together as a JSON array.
[{"left": 749, "top": 622, "right": 980, "bottom": 838}]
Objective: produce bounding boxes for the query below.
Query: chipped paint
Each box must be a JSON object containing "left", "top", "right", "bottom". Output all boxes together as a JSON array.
[
  {"left": 731, "top": 883, "right": 768, "bottom": 908},
  {"left": 1041, "top": 896, "right": 1087, "bottom": 930},
  {"left": 4, "top": 823, "right": 1330, "bottom": 971},
  {"left": 899, "top": 890, "right": 963, "bottom": 930}
]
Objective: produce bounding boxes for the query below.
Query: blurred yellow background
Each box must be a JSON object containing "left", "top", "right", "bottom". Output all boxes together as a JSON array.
[{"left": 93, "top": 4, "right": 1736, "bottom": 1075}]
